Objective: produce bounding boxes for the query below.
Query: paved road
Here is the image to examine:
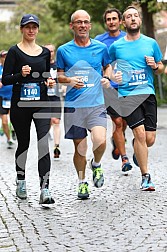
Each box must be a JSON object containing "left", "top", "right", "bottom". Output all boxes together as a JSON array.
[{"left": 0, "top": 107, "right": 167, "bottom": 252}]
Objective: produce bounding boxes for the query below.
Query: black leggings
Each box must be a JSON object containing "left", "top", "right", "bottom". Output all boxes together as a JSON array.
[{"left": 10, "top": 104, "right": 51, "bottom": 189}]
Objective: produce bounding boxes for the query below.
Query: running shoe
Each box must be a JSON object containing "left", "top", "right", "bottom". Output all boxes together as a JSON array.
[
  {"left": 122, "top": 157, "right": 132, "bottom": 173},
  {"left": 7, "top": 140, "right": 14, "bottom": 149},
  {"left": 78, "top": 182, "right": 89, "bottom": 199},
  {"left": 9, "top": 122, "right": 16, "bottom": 140},
  {"left": 0, "top": 127, "right": 4, "bottom": 136},
  {"left": 16, "top": 180, "right": 27, "bottom": 199},
  {"left": 11, "top": 130, "right": 17, "bottom": 141},
  {"left": 90, "top": 159, "right": 104, "bottom": 188},
  {"left": 132, "top": 138, "right": 139, "bottom": 167},
  {"left": 39, "top": 188, "right": 55, "bottom": 205},
  {"left": 140, "top": 173, "right": 155, "bottom": 191},
  {"left": 111, "top": 137, "right": 120, "bottom": 160},
  {"left": 54, "top": 146, "right": 61, "bottom": 159}
]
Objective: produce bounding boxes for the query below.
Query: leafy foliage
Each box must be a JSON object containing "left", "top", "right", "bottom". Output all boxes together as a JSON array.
[
  {"left": 48, "top": 0, "right": 109, "bottom": 23},
  {"left": 1, "top": 0, "right": 166, "bottom": 49}
]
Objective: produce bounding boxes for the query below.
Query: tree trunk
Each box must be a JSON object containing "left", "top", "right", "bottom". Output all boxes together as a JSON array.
[{"left": 140, "top": 2, "right": 155, "bottom": 38}]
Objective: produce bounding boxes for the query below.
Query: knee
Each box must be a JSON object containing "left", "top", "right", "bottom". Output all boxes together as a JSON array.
[
  {"left": 91, "top": 127, "right": 106, "bottom": 151},
  {"left": 93, "top": 133, "right": 106, "bottom": 146},
  {"left": 113, "top": 117, "right": 123, "bottom": 130},
  {"left": 133, "top": 127, "right": 146, "bottom": 143}
]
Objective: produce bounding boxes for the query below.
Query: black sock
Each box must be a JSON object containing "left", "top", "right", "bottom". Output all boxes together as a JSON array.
[{"left": 142, "top": 173, "right": 149, "bottom": 177}]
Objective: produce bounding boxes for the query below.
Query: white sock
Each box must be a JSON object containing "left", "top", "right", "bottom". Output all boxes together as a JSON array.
[
  {"left": 79, "top": 178, "right": 87, "bottom": 184},
  {"left": 92, "top": 159, "right": 101, "bottom": 167}
]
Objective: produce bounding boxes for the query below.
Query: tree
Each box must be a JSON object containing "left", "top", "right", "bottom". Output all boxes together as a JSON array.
[
  {"left": 48, "top": 0, "right": 109, "bottom": 23},
  {"left": 139, "top": 0, "right": 166, "bottom": 38},
  {"left": 1, "top": 0, "right": 166, "bottom": 50},
  {"left": 1, "top": 0, "right": 67, "bottom": 49},
  {"left": 48, "top": 0, "right": 167, "bottom": 39}
]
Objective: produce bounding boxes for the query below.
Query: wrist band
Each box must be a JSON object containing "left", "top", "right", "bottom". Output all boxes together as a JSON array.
[
  {"left": 103, "top": 76, "right": 111, "bottom": 81},
  {"left": 153, "top": 65, "right": 159, "bottom": 71}
]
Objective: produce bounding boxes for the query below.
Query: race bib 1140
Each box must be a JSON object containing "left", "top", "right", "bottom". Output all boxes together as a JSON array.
[{"left": 20, "top": 83, "right": 40, "bottom": 100}]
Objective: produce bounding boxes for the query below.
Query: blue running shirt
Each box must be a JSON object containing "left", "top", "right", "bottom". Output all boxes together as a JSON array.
[
  {"left": 109, "top": 34, "right": 163, "bottom": 97},
  {"left": 56, "top": 39, "right": 111, "bottom": 108},
  {"left": 95, "top": 31, "right": 126, "bottom": 88},
  {"left": 95, "top": 31, "right": 126, "bottom": 49}
]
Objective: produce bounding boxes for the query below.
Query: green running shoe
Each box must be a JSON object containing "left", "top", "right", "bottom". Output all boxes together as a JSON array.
[
  {"left": 78, "top": 182, "right": 89, "bottom": 199},
  {"left": 90, "top": 159, "right": 104, "bottom": 188}
]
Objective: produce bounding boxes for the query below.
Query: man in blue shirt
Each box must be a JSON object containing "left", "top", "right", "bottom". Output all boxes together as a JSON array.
[
  {"left": 109, "top": 6, "right": 164, "bottom": 191},
  {"left": 95, "top": 8, "right": 132, "bottom": 174},
  {"left": 95, "top": 8, "right": 126, "bottom": 48},
  {"left": 57, "top": 9, "right": 112, "bottom": 199}
]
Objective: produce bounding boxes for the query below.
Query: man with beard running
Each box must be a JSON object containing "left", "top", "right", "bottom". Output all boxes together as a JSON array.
[{"left": 109, "top": 6, "right": 164, "bottom": 190}]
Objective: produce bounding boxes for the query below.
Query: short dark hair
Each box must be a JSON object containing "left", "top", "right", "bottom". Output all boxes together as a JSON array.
[
  {"left": 103, "top": 8, "right": 122, "bottom": 22},
  {"left": 122, "top": 6, "right": 140, "bottom": 21}
]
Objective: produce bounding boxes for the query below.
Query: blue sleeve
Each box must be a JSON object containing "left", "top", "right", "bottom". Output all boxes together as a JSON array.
[
  {"left": 94, "top": 34, "right": 100, "bottom": 40},
  {"left": 56, "top": 47, "right": 65, "bottom": 70},
  {"left": 109, "top": 44, "right": 116, "bottom": 63},
  {"left": 102, "top": 46, "right": 111, "bottom": 66}
]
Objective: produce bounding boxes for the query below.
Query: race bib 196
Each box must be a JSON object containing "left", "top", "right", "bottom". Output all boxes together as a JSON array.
[{"left": 75, "top": 70, "right": 94, "bottom": 88}]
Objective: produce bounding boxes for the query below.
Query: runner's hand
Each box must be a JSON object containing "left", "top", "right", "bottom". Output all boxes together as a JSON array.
[
  {"left": 69, "top": 76, "right": 85, "bottom": 89},
  {"left": 101, "top": 77, "right": 110, "bottom": 88},
  {"left": 114, "top": 71, "right": 122, "bottom": 84},
  {"left": 145, "top": 56, "right": 157, "bottom": 69},
  {"left": 45, "top": 77, "right": 56, "bottom": 88},
  {"left": 21, "top": 65, "right": 31, "bottom": 77}
]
